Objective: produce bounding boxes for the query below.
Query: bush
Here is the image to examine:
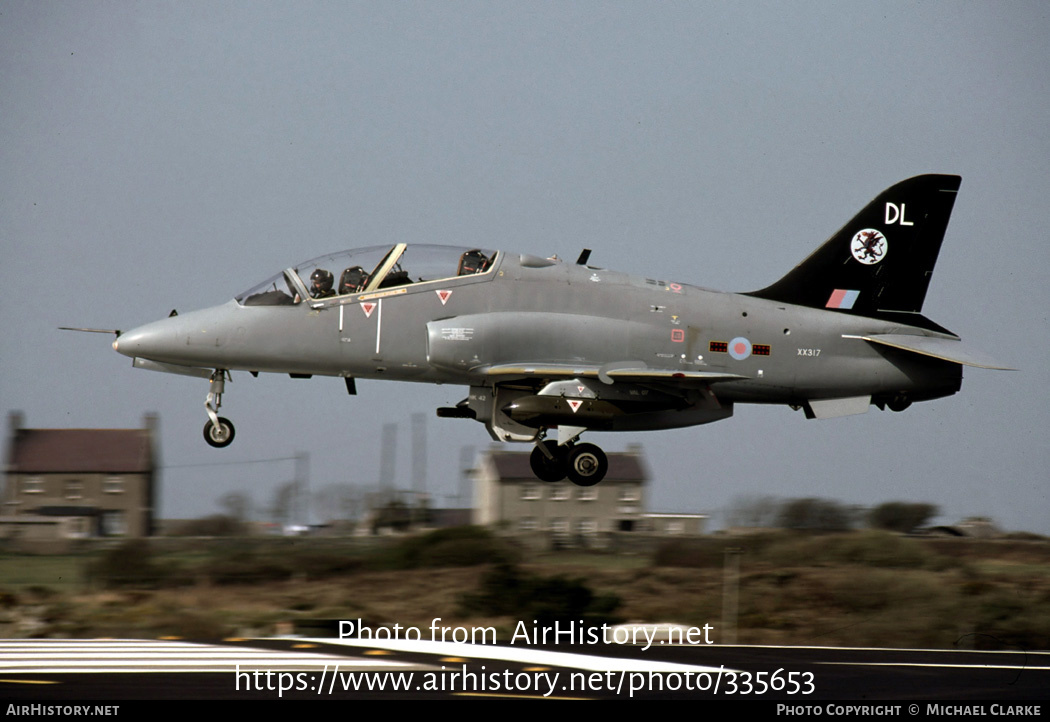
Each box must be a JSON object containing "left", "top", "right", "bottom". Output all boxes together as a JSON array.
[
  {"left": 169, "top": 515, "right": 248, "bottom": 537},
  {"left": 204, "top": 552, "right": 295, "bottom": 585},
  {"left": 653, "top": 539, "right": 728, "bottom": 568},
  {"left": 88, "top": 540, "right": 170, "bottom": 588},
  {"left": 777, "top": 498, "right": 856, "bottom": 532},
  {"left": 380, "top": 526, "right": 518, "bottom": 570},
  {"left": 868, "top": 502, "right": 938, "bottom": 533},
  {"left": 459, "top": 563, "right": 621, "bottom": 626},
  {"left": 202, "top": 547, "right": 366, "bottom": 585},
  {"left": 824, "top": 531, "right": 933, "bottom": 569}
]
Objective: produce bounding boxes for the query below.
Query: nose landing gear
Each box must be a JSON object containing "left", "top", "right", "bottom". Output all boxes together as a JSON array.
[{"left": 203, "top": 370, "right": 236, "bottom": 448}]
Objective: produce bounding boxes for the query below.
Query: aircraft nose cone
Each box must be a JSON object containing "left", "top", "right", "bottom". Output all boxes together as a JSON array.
[
  {"left": 111, "top": 302, "right": 241, "bottom": 367},
  {"left": 112, "top": 320, "right": 177, "bottom": 360}
]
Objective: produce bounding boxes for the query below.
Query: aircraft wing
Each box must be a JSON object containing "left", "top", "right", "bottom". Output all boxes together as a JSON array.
[
  {"left": 845, "top": 334, "right": 1014, "bottom": 370},
  {"left": 483, "top": 363, "right": 747, "bottom": 386}
]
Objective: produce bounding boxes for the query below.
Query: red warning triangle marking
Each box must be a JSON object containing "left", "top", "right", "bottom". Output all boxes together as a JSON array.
[
  {"left": 436, "top": 289, "right": 452, "bottom": 305},
  {"left": 361, "top": 302, "right": 377, "bottom": 318},
  {"left": 577, "top": 386, "right": 585, "bottom": 395},
  {"left": 568, "top": 400, "right": 583, "bottom": 413}
]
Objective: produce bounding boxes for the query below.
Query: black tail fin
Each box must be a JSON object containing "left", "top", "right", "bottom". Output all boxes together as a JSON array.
[{"left": 747, "top": 174, "right": 961, "bottom": 317}]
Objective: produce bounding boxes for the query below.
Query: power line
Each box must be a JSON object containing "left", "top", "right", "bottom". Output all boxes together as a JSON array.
[{"left": 162, "top": 456, "right": 298, "bottom": 470}]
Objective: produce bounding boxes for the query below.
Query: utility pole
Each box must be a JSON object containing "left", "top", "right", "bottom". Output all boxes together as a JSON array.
[
  {"left": 722, "top": 547, "right": 742, "bottom": 645},
  {"left": 295, "top": 451, "right": 309, "bottom": 527}
]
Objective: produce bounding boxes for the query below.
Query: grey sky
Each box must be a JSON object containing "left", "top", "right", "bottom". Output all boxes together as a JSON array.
[{"left": 2, "top": 2, "right": 1047, "bottom": 532}]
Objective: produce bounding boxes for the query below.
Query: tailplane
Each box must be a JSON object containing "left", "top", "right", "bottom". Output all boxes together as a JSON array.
[{"left": 748, "top": 174, "right": 962, "bottom": 317}]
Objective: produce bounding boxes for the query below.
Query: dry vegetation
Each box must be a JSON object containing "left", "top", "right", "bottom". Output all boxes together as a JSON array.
[{"left": 1, "top": 529, "right": 1048, "bottom": 650}]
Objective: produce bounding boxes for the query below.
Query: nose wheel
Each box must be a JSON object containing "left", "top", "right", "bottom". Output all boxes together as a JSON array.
[
  {"left": 203, "top": 370, "right": 236, "bottom": 448},
  {"left": 204, "top": 417, "right": 235, "bottom": 447}
]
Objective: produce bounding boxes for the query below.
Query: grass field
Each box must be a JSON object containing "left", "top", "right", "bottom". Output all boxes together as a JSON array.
[{"left": 0, "top": 529, "right": 1047, "bottom": 650}]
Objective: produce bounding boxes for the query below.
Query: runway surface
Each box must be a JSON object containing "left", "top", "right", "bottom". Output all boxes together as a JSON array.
[{"left": 1, "top": 636, "right": 1048, "bottom": 701}]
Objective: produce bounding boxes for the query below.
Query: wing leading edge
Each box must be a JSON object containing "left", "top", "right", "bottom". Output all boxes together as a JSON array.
[{"left": 483, "top": 363, "right": 747, "bottom": 386}]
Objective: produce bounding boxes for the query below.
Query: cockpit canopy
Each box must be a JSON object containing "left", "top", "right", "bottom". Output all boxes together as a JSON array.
[{"left": 236, "top": 244, "right": 497, "bottom": 306}]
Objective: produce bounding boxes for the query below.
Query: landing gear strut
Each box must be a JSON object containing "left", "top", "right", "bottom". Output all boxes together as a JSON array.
[
  {"left": 529, "top": 433, "right": 609, "bottom": 486},
  {"left": 203, "top": 370, "right": 236, "bottom": 448}
]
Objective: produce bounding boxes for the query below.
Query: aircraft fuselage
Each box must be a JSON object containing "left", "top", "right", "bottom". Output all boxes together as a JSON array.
[
  {"left": 115, "top": 250, "right": 961, "bottom": 414},
  {"left": 108, "top": 175, "right": 1006, "bottom": 484}
]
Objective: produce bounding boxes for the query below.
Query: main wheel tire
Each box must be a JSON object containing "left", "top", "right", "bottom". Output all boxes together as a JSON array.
[
  {"left": 566, "top": 443, "right": 608, "bottom": 486},
  {"left": 203, "top": 417, "right": 235, "bottom": 448},
  {"left": 530, "top": 440, "right": 567, "bottom": 482}
]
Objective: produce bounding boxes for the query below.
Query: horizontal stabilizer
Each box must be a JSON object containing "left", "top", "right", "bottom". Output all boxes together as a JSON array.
[
  {"left": 845, "top": 334, "right": 1013, "bottom": 370},
  {"left": 805, "top": 396, "right": 871, "bottom": 419}
]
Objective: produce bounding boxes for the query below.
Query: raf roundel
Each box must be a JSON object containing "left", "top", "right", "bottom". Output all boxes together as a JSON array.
[
  {"left": 850, "top": 229, "right": 888, "bottom": 265},
  {"left": 728, "top": 336, "right": 752, "bottom": 361}
]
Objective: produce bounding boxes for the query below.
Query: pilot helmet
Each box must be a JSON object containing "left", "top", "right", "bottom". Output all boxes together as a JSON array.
[{"left": 311, "top": 268, "right": 334, "bottom": 294}]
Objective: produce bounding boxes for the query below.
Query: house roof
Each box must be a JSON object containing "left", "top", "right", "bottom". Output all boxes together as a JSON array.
[
  {"left": 487, "top": 451, "right": 647, "bottom": 482},
  {"left": 8, "top": 428, "right": 154, "bottom": 474}
]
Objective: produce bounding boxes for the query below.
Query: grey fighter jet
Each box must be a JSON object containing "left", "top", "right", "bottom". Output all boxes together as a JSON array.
[{"left": 106, "top": 175, "right": 1009, "bottom": 486}]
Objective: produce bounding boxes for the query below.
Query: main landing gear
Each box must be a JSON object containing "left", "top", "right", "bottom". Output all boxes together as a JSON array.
[
  {"left": 529, "top": 435, "right": 609, "bottom": 486},
  {"left": 203, "top": 370, "right": 236, "bottom": 448}
]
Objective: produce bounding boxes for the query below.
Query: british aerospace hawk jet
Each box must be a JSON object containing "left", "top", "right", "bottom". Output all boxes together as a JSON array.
[{"left": 104, "top": 174, "right": 1009, "bottom": 486}]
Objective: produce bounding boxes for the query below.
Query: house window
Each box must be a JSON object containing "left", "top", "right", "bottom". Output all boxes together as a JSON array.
[
  {"left": 519, "top": 517, "right": 538, "bottom": 532},
  {"left": 550, "top": 485, "right": 570, "bottom": 501},
  {"left": 619, "top": 485, "right": 640, "bottom": 502},
  {"left": 521, "top": 484, "right": 540, "bottom": 500},
  {"left": 22, "top": 478, "right": 43, "bottom": 494},
  {"left": 665, "top": 520, "right": 685, "bottom": 535},
  {"left": 104, "top": 477, "right": 124, "bottom": 494},
  {"left": 65, "top": 480, "right": 83, "bottom": 500},
  {"left": 577, "top": 518, "right": 598, "bottom": 534},
  {"left": 68, "top": 517, "right": 90, "bottom": 539},
  {"left": 101, "top": 510, "right": 127, "bottom": 536},
  {"left": 578, "top": 487, "right": 598, "bottom": 501},
  {"left": 550, "top": 517, "right": 569, "bottom": 534}
]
